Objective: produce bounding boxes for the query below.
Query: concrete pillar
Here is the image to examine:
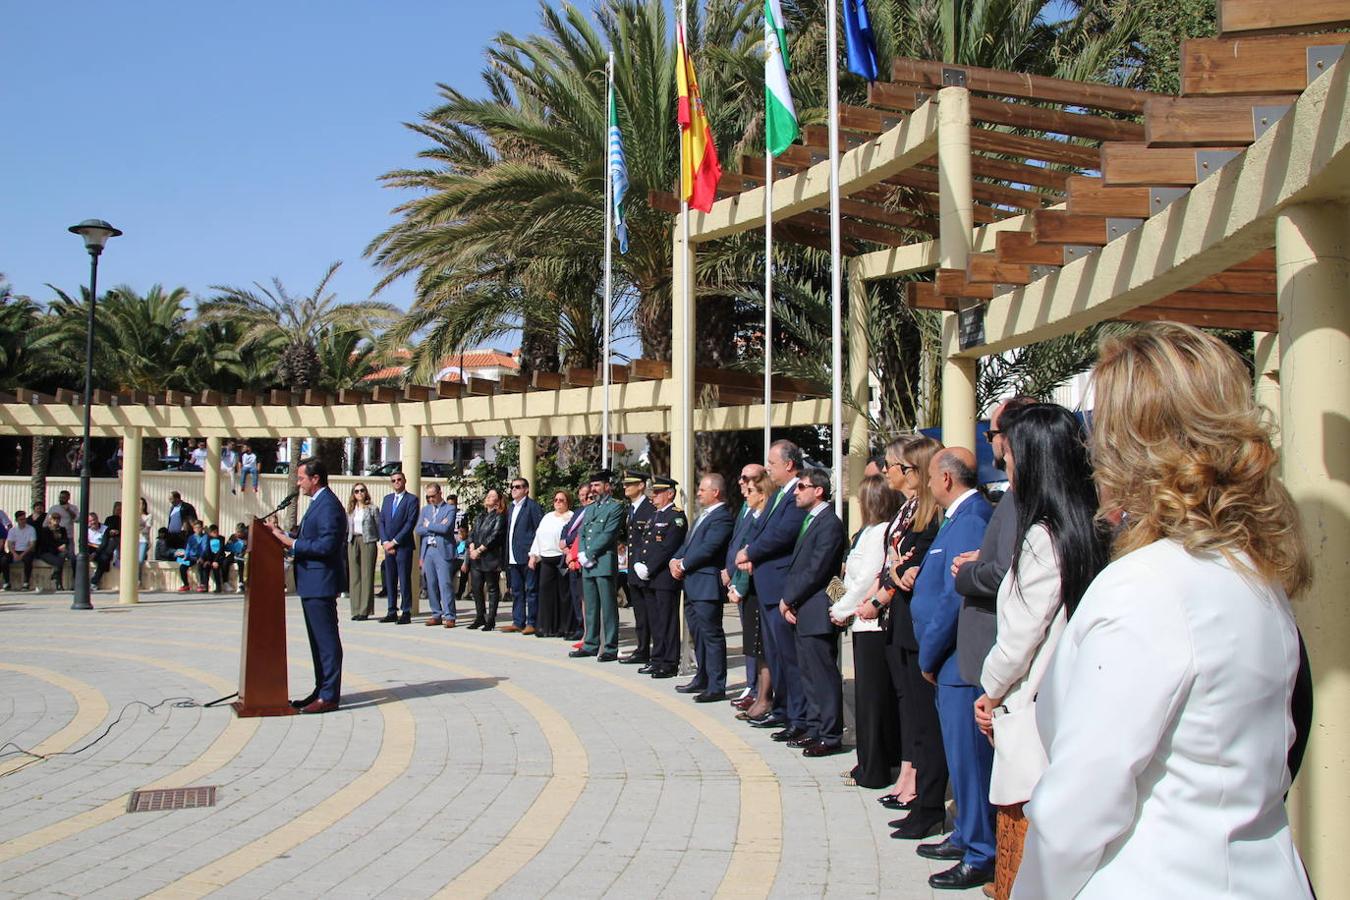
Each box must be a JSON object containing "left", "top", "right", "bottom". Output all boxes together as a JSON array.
[
  {"left": 671, "top": 215, "right": 697, "bottom": 673},
  {"left": 344, "top": 437, "right": 355, "bottom": 475},
  {"left": 1276, "top": 202, "right": 1350, "bottom": 890},
  {"left": 846, "top": 262, "right": 871, "bottom": 533},
  {"left": 204, "top": 436, "right": 221, "bottom": 529},
  {"left": 119, "top": 428, "right": 142, "bottom": 605},
  {"left": 937, "top": 86, "right": 977, "bottom": 451},
  {"left": 363, "top": 437, "right": 374, "bottom": 473},
  {"left": 1253, "top": 331, "right": 1281, "bottom": 450},
  {"left": 519, "top": 435, "right": 537, "bottom": 492},
  {"left": 402, "top": 423, "right": 423, "bottom": 615}
]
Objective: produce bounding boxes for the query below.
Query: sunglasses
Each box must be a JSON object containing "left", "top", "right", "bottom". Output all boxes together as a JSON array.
[
  {"left": 511, "top": 484, "right": 526, "bottom": 490},
  {"left": 795, "top": 482, "right": 820, "bottom": 492},
  {"left": 984, "top": 429, "right": 1002, "bottom": 443},
  {"left": 738, "top": 474, "right": 752, "bottom": 482}
]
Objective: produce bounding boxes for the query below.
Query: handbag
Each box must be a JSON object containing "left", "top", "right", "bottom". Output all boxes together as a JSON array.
[
  {"left": 825, "top": 576, "right": 847, "bottom": 603},
  {"left": 989, "top": 701, "right": 1049, "bottom": 806}
]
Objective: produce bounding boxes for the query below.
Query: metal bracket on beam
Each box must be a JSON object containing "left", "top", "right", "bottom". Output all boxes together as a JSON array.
[
  {"left": 879, "top": 114, "right": 905, "bottom": 130},
  {"left": 774, "top": 165, "right": 793, "bottom": 179},
  {"left": 1061, "top": 244, "right": 1096, "bottom": 264},
  {"left": 914, "top": 91, "right": 931, "bottom": 106},
  {"left": 1106, "top": 217, "right": 1144, "bottom": 241},
  {"left": 809, "top": 150, "right": 828, "bottom": 164},
  {"left": 942, "top": 67, "right": 968, "bottom": 88},
  {"left": 1028, "top": 264, "right": 1058, "bottom": 282},
  {"left": 1252, "top": 104, "right": 1291, "bottom": 140},
  {"left": 1149, "top": 187, "right": 1189, "bottom": 215},
  {"left": 1195, "top": 150, "right": 1241, "bottom": 183},
  {"left": 993, "top": 283, "right": 1018, "bottom": 297},
  {"left": 1308, "top": 45, "right": 1347, "bottom": 85}
]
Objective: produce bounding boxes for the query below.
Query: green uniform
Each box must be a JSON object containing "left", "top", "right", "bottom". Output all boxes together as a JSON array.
[{"left": 579, "top": 493, "right": 625, "bottom": 654}]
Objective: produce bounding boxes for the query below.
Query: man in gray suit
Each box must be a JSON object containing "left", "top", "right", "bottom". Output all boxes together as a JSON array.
[
  {"left": 416, "top": 483, "right": 459, "bottom": 627},
  {"left": 951, "top": 396, "right": 1035, "bottom": 684}
]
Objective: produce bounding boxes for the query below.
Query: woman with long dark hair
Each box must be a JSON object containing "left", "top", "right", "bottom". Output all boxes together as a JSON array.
[
  {"left": 466, "top": 488, "right": 506, "bottom": 631},
  {"left": 971, "top": 404, "right": 1108, "bottom": 899}
]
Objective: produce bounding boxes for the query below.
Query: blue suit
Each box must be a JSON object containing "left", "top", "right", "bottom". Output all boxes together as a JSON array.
[
  {"left": 910, "top": 490, "right": 995, "bottom": 870},
  {"left": 416, "top": 501, "right": 458, "bottom": 622},
  {"left": 292, "top": 486, "right": 348, "bottom": 703},
  {"left": 379, "top": 490, "right": 419, "bottom": 616},
  {"left": 506, "top": 497, "right": 544, "bottom": 628},
  {"left": 674, "top": 503, "right": 734, "bottom": 693},
  {"left": 745, "top": 480, "right": 808, "bottom": 725}
]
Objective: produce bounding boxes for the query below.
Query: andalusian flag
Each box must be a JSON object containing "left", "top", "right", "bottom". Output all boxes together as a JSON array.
[
  {"left": 608, "top": 89, "right": 630, "bottom": 254},
  {"left": 764, "top": 0, "right": 798, "bottom": 156},
  {"left": 676, "top": 22, "right": 722, "bottom": 213}
]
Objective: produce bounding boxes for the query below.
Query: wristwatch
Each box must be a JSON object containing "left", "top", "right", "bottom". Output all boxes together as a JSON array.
[{"left": 870, "top": 598, "right": 883, "bottom": 610}]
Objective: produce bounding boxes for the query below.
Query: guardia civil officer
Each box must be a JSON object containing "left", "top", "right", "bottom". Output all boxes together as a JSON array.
[
  {"left": 620, "top": 469, "right": 655, "bottom": 664},
  {"left": 570, "top": 469, "right": 625, "bottom": 661}
]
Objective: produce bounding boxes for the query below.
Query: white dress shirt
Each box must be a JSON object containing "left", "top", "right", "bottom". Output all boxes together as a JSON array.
[
  {"left": 508, "top": 497, "right": 525, "bottom": 565},
  {"left": 830, "top": 521, "right": 887, "bottom": 631},
  {"left": 1015, "top": 538, "right": 1311, "bottom": 899},
  {"left": 528, "top": 510, "right": 573, "bottom": 559}
]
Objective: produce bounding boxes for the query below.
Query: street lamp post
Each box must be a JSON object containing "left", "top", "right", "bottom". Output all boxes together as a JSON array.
[{"left": 67, "top": 219, "right": 121, "bottom": 611}]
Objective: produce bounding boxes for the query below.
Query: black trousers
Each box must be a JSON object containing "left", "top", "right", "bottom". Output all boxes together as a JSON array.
[
  {"left": 898, "top": 644, "right": 949, "bottom": 816},
  {"left": 648, "top": 585, "right": 681, "bottom": 669},
  {"left": 627, "top": 577, "right": 651, "bottom": 656},
  {"left": 884, "top": 639, "right": 913, "bottom": 764},
  {"left": 1, "top": 553, "right": 34, "bottom": 586},
  {"left": 536, "top": 558, "right": 567, "bottom": 636},
  {"left": 795, "top": 629, "right": 844, "bottom": 745},
  {"left": 852, "top": 630, "right": 901, "bottom": 788},
  {"left": 471, "top": 567, "right": 501, "bottom": 626},
  {"left": 566, "top": 568, "right": 583, "bottom": 637}
]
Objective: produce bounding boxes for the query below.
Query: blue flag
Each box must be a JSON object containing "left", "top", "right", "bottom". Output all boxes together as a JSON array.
[
  {"left": 843, "top": 0, "right": 879, "bottom": 82},
  {"left": 608, "top": 89, "right": 630, "bottom": 254}
]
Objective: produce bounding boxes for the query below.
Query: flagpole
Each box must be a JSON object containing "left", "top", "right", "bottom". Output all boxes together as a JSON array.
[
  {"left": 603, "top": 52, "right": 615, "bottom": 472},
  {"left": 763, "top": 133, "right": 774, "bottom": 454},
  {"left": 827, "top": 0, "right": 844, "bottom": 517},
  {"left": 679, "top": 0, "right": 691, "bottom": 483}
]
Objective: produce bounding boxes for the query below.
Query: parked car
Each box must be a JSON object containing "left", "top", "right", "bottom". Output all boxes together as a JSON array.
[{"left": 365, "top": 460, "right": 459, "bottom": 478}]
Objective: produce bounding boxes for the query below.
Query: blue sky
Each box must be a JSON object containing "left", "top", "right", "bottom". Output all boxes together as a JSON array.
[{"left": 1, "top": 1, "right": 548, "bottom": 311}]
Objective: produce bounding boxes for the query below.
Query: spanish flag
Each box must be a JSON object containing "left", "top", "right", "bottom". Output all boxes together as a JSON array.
[{"left": 676, "top": 22, "right": 722, "bottom": 213}]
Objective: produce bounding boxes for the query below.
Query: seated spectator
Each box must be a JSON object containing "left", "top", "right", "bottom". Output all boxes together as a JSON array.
[
  {"left": 2, "top": 510, "right": 38, "bottom": 590},
  {"left": 175, "top": 521, "right": 209, "bottom": 592},
  {"left": 225, "top": 523, "right": 248, "bottom": 590},
  {"left": 198, "top": 524, "right": 227, "bottom": 593},
  {"left": 86, "top": 513, "right": 114, "bottom": 588},
  {"left": 153, "top": 527, "right": 177, "bottom": 561},
  {"left": 35, "top": 513, "right": 70, "bottom": 590}
]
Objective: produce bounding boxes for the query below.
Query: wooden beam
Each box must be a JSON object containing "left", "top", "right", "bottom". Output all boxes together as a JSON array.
[
  {"left": 1100, "top": 143, "right": 1249, "bottom": 186},
  {"left": 232, "top": 390, "right": 259, "bottom": 406},
  {"left": 904, "top": 281, "right": 957, "bottom": 311},
  {"left": 55, "top": 388, "right": 81, "bottom": 405},
  {"left": 1231, "top": 249, "right": 1277, "bottom": 270},
  {"left": 401, "top": 385, "right": 433, "bottom": 402},
  {"left": 1117, "top": 306, "right": 1277, "bottom": 331},
  {"left": 530, "top": 371, "right": 564, "bottom": 390},
  {"left": 935, "top": 269, "right": 995, "bottom": 300},
  {"left": 1031, "top": 211, "right": 1113, "bottom": 246},
  {"left": 629, "top": 359, "right": 672, "bottom": 380},
  {"left": 1144, "top": 95, "right": 1293, "bottom": 147},
  {"left": 91, "top": 389, "right": 117, "bottom": 406},
  {"left": 198, "top": 390, "right": 223, "bottom": 405},
  {"left": 14, "top": 389, "right": 53, "bottom": 404},
  {"left": 1065, "top": 176, "right": 1152, "bottom": 217},
  {"left": 563, "top": 367, "right": 597, "bottom": 388},
  {"left": 465, "top": 377, "right": 498, "bottom": 396},
  {"left": 967, "top": 254, "right": 1035, "bottom": 285},
  {"left": 969, "top": 128, "right": 1098, "bottom": 169},
  {"left": 336, "top": 388, "right": 369, "bottom": 404},
  {"left": 605, "top": 364, "right": 630, "bottom": 385},
  {"left": 498, "top": 374, "right": 529, "bottom": 393},
  {"left": 996, "top": 230, "right": 1072, "bottom": 265},
  {"left": 435, "top": 382, "right": 464, "bottom": 399},
  {"left": 1187, "top": 270, "right": 1277, "bottom": 294},
  {"left": 1218, "top": 0, "right": 1350, "bottom": 35},
  {"left": 888, "top": 57, "right": 1154, "bottom": 114},
  {"left": 369, "top": 386, "right": 400, "bottom": 403},
  {"left": 165, "top": 390, "right": 193, "bottom": 407},
  {"left": 1181, "top": 32, "right": 1350, "bottom": 96}
]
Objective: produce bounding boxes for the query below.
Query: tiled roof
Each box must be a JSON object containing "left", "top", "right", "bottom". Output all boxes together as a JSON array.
[{"left": 362, "top": 347, "right": 520, "bottom": 383}]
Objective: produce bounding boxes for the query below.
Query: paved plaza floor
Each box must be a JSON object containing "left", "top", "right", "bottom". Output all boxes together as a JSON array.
[{"left": 1, "top": 589, "right": 955, "bottom": 898}]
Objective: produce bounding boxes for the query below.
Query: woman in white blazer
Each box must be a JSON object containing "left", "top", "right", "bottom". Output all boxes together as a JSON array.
[
  {"left": 974, "top": 404, "right": 1109, "bottom": 899},
  {"left": 829, "top": 474, "right": 902, "bottom": 788},
  {"left": 1015, "top": 324, "right": 1314, "bottom": 899}
]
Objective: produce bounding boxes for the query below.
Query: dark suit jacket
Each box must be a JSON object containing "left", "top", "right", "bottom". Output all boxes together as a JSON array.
[
  {"left": 468, "top": 508, "right": 504, "bottom": 571},
  {"left": 746, "top": 481, "right": 808, "bottom": 608},
  {"left": 888, "top": 515, "right": 940, "bottom": 652},
  {"left": 953, "top": 490, "right": 1018, "bottom": 684},
  {"left": 781, "top": 506, "right": 847, "bottom": 637},
  {"left": 380, "top": 491, "right": 419, "bottom": 549},
  {"left": 675, "top": 504, "right": 734, "bottom": 603},
  {"left": 507, "top": 497, "right": 544, "bottom": 565},
  {"left": 911, "top": 492, "right": 993, "bottom": 685},
  {"left": 293, "top": 487, "right": 347, "bottom": 598}
]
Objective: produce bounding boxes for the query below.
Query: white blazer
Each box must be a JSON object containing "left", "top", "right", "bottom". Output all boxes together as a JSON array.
[
  {"left": 829, "top": 522, "right": 887, "bottom": 632},
  {"left": 1014, "top": 539, "right": 1310, "bottom": 899}
]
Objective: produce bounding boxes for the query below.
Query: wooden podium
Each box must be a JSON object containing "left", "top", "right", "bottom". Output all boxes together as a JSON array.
[{"left": 232, "top": 518, "right": 297, "bottom": 717}]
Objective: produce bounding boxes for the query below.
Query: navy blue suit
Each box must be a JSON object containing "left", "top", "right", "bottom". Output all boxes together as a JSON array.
[
  {"left": 506, "top": 497, "right": 544, "bottom": 628},
  {"left": 911, "top": 491, "right": 995, "bottom": 870},
  {"left": 781, "top": 506, "right": 847, "bottom": 743},
  {"left": 293, "top": 486, "right": 348, "bottom": 703},
  {"left": 745, "top": 480, "right": 809, "bottom": 725},
  {"left": 674, "top": 503, "right": 734, "bottom": 693},
  {"left": 379, "top": 490, "right": 419, "bottom": 616}
]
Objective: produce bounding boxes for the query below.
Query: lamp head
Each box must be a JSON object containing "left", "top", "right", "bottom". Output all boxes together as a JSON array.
[{"left": 68, "top": 219, "right": 122, "bottom": 254}]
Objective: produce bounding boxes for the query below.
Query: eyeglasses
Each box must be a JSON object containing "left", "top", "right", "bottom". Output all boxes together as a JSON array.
[
  {"left": 984, "top": 429, "right": 1002, "bottom": 443},
  {"left": 794, "top": 482, "right": 819, "bottom": 492},
  {"left": 899, "top": 464, "right": 917, "bottom": 474},
  {"left": 553, "top": 497, "right": 568, "bottom": 503},
  {"left": 511, "top": 483, "right": 526, "bottom": 490},
  {"left": 354, "top": 488, "right": 367, "bottom": 494}
]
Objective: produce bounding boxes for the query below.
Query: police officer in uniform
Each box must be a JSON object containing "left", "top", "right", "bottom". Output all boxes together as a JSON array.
[
  {"left": 569, "top": 468, "right": 626, "bottom": 661},
  {"left": 632, "top": 476, "right": 687, "bottom": 678},
  {"left": 620, "top": 469, "right": 655, "bottom": 664}
]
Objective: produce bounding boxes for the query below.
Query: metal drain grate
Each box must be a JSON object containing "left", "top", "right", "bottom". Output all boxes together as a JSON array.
[{"left": 127, "top": 786, "right": 217, "bottom": 813}]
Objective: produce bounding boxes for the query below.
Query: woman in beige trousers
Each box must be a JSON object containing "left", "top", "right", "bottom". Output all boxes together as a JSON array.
[{"left": 346, "top": 483, "right": 381, "bottom": 619}]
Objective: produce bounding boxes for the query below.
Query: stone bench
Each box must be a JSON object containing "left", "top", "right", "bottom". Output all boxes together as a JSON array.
[{"left": 18, "top": 560, "right": 116, "bottom": 592}]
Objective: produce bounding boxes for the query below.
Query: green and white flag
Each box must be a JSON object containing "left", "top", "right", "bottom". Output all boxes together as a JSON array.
[{"left": 764, "top": 0, "right": 798, "bottom": 157}]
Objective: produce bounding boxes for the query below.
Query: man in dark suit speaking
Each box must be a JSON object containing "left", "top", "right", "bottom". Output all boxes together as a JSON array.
[{"left": 268, "top": 457, "right": 347, "bottom": 714}]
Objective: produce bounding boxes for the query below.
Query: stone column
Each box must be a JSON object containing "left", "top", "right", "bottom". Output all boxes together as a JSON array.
[
  {"left": 119, "top": 428, "right": 142, "bottom": 604},
  {"left": 937, "top": 86, "right": 977, "bottom": 451},
  {"left": 402, "top": 423, "right": 423, "bottom": 616},
  {"left": 519, "top": 435, "right": 537, "bottom": 491},
  {"left": 204, "top": 436, "right": 221, "bottom": 529},
  {"left": 846, "top": 261, "right": 871, "bottom": 533},
  {"left": 1253, "top": 331, "right": 1281, "bottom": 450},
  {"left": 1276, "top": 202, "right": 1350, "bottom": 890}
]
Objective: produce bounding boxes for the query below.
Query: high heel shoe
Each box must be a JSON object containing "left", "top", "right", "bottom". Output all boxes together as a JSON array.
[{"left": 878, "top": 793, "right": 915, "bottom": 811}]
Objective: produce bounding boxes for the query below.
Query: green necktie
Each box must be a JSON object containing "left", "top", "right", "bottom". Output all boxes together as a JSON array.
[
  {"left": 768, "top": 487, "right": 786, "bottom": 515},
  {"left": 938, "top": 514, "right": 950, "bottom": 532},
  {"left": 795, "top": 512, "right": 815, "bottom": 547}
]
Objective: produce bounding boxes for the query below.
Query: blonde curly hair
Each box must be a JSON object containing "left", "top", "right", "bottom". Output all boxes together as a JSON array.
[{"left": 1090, "top": 323, "right": 1311, "bottom": 597}]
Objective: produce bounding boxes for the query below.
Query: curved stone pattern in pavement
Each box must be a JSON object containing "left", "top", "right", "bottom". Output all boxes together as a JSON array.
[{"left": 0, "top": 592, "right": 947, "bottom": 898}]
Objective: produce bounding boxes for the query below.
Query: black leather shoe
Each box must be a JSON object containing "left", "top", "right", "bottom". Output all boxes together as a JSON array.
[
  {"left": 890, "top": 813, "right": 945, "bottom": 839},
  {"left": 569, "top": 648, "right": 597, "bottom": 658},
  {"left": 397, "top": 612, "right": 411, "bottom": 624},
  {"left": 466, "top": 620, "right": 484, "bottom": 630},
  {"left": 378, "top": 613, "right": 398, "bottom": 623},
  {"left": 928, "top": 862, "right": 992, "bottom": 891},
  {"left": 674, "top": 681, "right": 706, "bottom": 694},
  {"left": 786, "top": 735, "right": 814, "bottom": 748},
  {"left": 351, "top": 614, "right": 368, "bottom": 621},
  {"left": 290, "top": 693, "right": 318, "bottom": 710},
  {"left": 748, "top": 713, "right": 787, "bottom": 729},
  {"left": 619, "top": 654, "right": 649, "bottom": 665},
  {"left": 694, "top": 691, "right": 726, "bottom": 703},
  {"left": 637, "top": 664, "right": 657, "bottom": 674},
  {"left": 878, "top": 793, "right": 913, "bottom": 811},
  {"left": 771, "top": 726, "right": 808, "bottom": 742},
  {"left": 802, "top": 741, "right": 847, "bottom": 757},
  {"left": 916, "top": 837, "right": 964, "bottom": 860},
  {"left": 597, "top": 652, "right": 619, "bottom": 662},
  {"left": 649, "top": 666, "right": 676, "bottom": 678}
]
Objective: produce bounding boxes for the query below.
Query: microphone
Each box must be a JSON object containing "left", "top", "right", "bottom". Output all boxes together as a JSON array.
[{"left": 263, "top": 491, "right": 299, "bottom": 521}]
